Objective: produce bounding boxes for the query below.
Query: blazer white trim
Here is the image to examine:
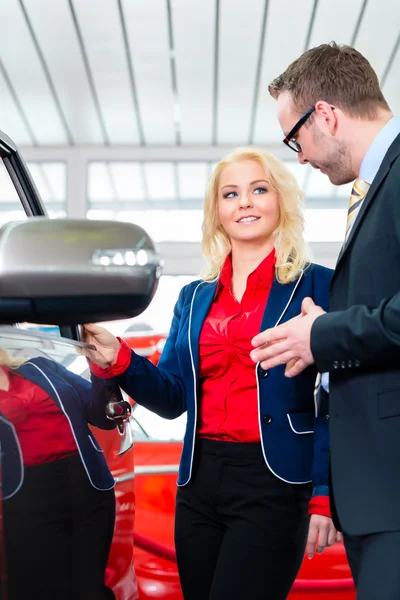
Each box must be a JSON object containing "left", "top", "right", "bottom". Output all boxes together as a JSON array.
[
  {"left": 287, "top": 414, "right": 314, "bottom": 435},
  {"left": 26, "top": 362, "right": 115, "bottom": 491}
]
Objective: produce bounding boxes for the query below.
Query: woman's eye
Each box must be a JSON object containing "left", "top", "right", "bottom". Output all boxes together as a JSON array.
[
  {"left": 254, "top": 187, "right": 267, "bottom": 194},
  {"left": 223, "top": 191, "right": 237, "bottom": 198}
]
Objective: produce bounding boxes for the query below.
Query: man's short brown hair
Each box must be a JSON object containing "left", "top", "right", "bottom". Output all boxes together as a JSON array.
[{"left": 269, "top": 42, "right": 390, "bottom": 119}]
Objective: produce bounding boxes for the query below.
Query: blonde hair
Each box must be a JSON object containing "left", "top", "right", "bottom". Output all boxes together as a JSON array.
[
  {"left": 201, "top": 147, "right": 310, "bottom": 284},
  {"left": 0, "top": 348, "right": 26, "bottom": 369}
]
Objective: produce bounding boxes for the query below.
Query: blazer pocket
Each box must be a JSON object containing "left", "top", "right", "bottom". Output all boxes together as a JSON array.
[
  {"left": 287, "top": 412, "right": 314, "bottom": 434},
  {"left": 378, "top": 389, "right": 400, "bottom": 419},
  {"left": 88, "top": 434, "right": 104, "bottom": 452}
]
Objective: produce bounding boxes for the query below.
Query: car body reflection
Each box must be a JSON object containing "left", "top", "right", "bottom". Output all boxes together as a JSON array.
[{"left": 0, "top": 327, "right": 138, "bottom": 600}]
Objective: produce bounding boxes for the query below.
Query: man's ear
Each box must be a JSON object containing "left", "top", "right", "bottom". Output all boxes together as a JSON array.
[{"left": 315, "top": 101, "right": 337, "bottom": 134}]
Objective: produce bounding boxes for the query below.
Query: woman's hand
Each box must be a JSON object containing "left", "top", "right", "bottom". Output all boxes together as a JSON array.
[
  {"left": 80, "top": 324, "right": 121, "bottom": 368},
  {"left": 306, "top": 514, "right": 343, "bottom": 559}
]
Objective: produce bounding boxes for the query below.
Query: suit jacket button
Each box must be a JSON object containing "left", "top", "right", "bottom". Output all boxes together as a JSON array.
[
  {"left": 263, "top": 415, "right": 273, "bottom": 424},
  {"left": 341, "top": 361, "right": 346, "bottom": 369},
  {"left": 258, "top": 365, "right": 269, "bottom": 377},
  {"left": 333, "top": 361, "right": 339, "bottom": 369},
  {"left": 347, "top": 360, "right": 353, "bottom": 368}
]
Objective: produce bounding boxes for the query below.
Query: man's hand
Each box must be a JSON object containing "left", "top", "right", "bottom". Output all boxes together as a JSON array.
[
  {"left": 79, "top": 324, "right": 121, "bottom": 368},
  {"left": 250, "top": 297, "right": 325, "bottom": 377},
  {"left": 307, "top": 515, "right": 343, "bottom": 559}
]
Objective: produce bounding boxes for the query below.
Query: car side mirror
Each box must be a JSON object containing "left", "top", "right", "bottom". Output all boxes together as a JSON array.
[{"left": 0, "top": 218, "right": 161, "bottom": 324}]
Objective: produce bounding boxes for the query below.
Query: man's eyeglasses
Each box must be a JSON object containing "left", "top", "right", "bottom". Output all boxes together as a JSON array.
[
  {"left": 283, "top": 107, "right": 315, "bottom": 153},
  {"left": 283, "top": 106, "right": 335, "bottom": 153}
]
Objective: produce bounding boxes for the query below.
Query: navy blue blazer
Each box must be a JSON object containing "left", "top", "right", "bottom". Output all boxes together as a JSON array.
[
  {"left": 110, "top": 263, "right": 333, "bottom": 497},
  {"left": 0, "top": 357, "right": 116, "bottom": 500}
]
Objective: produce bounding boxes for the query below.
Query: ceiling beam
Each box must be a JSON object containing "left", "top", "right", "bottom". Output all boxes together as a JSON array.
[{"left": 18, "top": 143, "right": 295, "bottom": 162}]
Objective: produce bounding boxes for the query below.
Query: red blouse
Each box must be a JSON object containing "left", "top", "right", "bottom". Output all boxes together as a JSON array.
[
  {"left": 0, "top": 367, "right": 78, "bottom": 466},
  {"left": 197, "top": 251, "right": 275, "bottom": 441}
]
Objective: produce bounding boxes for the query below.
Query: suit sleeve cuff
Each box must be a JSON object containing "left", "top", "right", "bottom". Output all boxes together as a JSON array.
[
  {"left": 88, "top": 338, "right": 132, "bottom": 379},
  {"left": 311, "top": 312, "right": 336, "bottom": 372}
]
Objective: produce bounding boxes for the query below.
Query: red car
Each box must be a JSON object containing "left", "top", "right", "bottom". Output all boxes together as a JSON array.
[
  {"left": 132, "top": 440, "right": 355, "bottom": 600},
  {"left": 0, "top": 129, "right": 159, "bottom": 600}
]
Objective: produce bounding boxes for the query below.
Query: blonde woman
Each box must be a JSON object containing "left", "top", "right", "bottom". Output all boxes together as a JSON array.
[
  {"left": 83, "top": 147, "right": 338, "bottom": 600},
  {"left": 0, "top": 348, "right": 116, "bottom": 600}
]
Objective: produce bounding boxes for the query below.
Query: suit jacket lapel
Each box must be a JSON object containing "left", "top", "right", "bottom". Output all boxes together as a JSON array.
[
  {"left": 188, "top": 281, "right": 217, "bottom": 376},
  {"left": 18, "top": 362, "right": 60, "bottom": 404},
  {"left": 335, "top": 133, "right": 400, "bottom": 273},
  {"left": 260, "top": 273, "right": 303, "bottom": 332}
]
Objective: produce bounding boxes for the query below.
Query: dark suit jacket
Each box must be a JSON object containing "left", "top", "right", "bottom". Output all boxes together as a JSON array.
[
  {"left": 311, "top": 133, "right": 400, "bottom": 536},
  {"left": 110, "top": 263, "right": 332, "bottom": 495}
]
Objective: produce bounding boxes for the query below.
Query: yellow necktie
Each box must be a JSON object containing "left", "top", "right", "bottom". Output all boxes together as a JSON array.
[{"left": 345, "top": 178, "right": 370, "bottom": 241}]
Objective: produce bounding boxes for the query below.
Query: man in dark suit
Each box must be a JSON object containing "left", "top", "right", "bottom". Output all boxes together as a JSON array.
[{"left": 250, "top": 42, "right": 400, "bottom": 599}]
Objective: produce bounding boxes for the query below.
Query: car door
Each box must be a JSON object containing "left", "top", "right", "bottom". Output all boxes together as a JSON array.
[{"left": 0, "top": 132, "right": 139, "bottom": 600}]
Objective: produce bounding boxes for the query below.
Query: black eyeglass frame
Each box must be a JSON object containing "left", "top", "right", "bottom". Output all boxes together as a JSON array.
[
  {"left": 283, "top": 105, "right": 335, "bottom": 153},
  {"left": 283, "top": 107, "right": 315, "bottom": 153}
]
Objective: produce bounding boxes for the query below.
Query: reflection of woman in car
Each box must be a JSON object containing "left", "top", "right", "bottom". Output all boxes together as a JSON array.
[
  {"left": 0, "top": 349, "right": 116, "bottom": 600},
  {"left": 83, "top": 148, "right": 340, "bottom": 600}
]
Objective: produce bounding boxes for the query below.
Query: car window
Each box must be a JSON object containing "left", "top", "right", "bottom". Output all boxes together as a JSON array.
[
  {"left": 18, "top": 322, "right": 62, "bottom": 337},
  {"left": 0, "top": 326, "right": 85, "bottom": 372},
  {"left": 0, "top": 161, "right": 27, "bottom": 226},
  {"left": 0, "top": 159, "right": 67, "bottom": 223}
]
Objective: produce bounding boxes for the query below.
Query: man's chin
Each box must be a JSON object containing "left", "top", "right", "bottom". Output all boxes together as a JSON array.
[
  {"left": 311, "top": 164, "right": 332, "bottom": 179},
  {"left": 329, "top": 174, "right": 354, "bottom": 186},
  {"left": 317, "top": 168, "right": 352, "bottom": 186}
]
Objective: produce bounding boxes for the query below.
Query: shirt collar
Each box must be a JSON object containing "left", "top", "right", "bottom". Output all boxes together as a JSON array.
[
  {"left": 215, "top": 249, "right": 276, "bottom": 297},
  {"left": 359, "top": 116, "right": 400, "bottom": 185}
]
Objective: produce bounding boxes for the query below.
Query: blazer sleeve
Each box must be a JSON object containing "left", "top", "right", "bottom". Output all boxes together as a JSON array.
[
  {"left": 310, "top": 265, "right": 333, "bottom": 496},
  {"left": 102, "top": 284, "right": 188, "bottom": 420},
  {"left": 311, "top": 294, "right": 400, "bottom": 373},
  {"left": 42, "top": 359, "right": 117, "bottom": 430}
]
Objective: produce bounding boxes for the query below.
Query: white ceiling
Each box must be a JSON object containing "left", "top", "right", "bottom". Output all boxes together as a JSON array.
[
  {"left": 0, "top": 0, "right": 398, "bottom": 240},
  {"left": 0, "top": 0, "right": 398, "bottom": 149}
]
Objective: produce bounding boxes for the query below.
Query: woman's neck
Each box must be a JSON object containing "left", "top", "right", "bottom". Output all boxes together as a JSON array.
[
  {"left": 230, "top": 241, "right": 274, "bottom": 279},
  {"left": 229, "top": 240, "right": 274, "bottom": 303},
  {"left": 0, "top": 367, "right": 10, "bottom": 392}
]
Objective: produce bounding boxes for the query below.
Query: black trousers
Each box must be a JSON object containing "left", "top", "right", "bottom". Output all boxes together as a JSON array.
[
  {"left": 344, "top": 531, "right": 400, "bottom": 600},
  {"left": 3, "top": 454, "right": 116, "bottom": 600},
  {"left": 174, "top": 439, "right": 311, "bottom": 600}
]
